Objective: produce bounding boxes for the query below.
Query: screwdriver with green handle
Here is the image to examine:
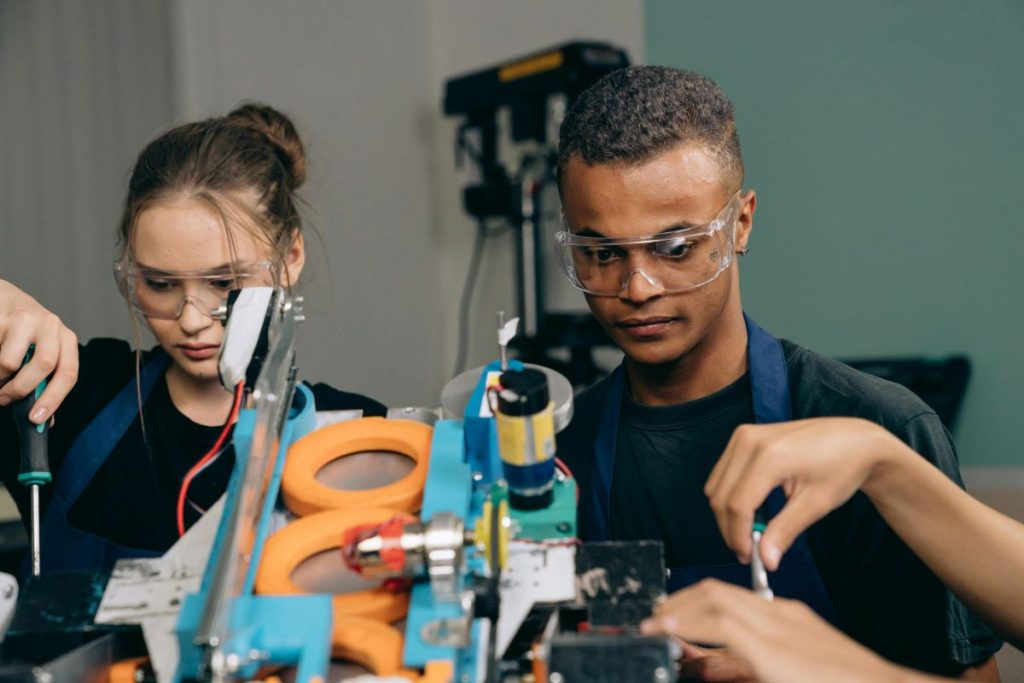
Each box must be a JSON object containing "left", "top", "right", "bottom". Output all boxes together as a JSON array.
[
  {"left": 10, "top": 346, "right": 50, "bottom": 576},
  {"left": 750, "top": 505, "right": 774, "bottom": 600}
]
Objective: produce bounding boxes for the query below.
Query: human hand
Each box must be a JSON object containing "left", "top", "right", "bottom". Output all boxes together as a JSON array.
[
  {"left": 705, "top": 418, "right": 899, "bottom": 570},
  {"left": 0, "top": 280, "right": 79, "bottom": 423},
  {"left": 641, "top": 579, "right": 911, "bottom": 683},
  {"left": 677, "top": 641, "right": 756, "bottom": 682}
]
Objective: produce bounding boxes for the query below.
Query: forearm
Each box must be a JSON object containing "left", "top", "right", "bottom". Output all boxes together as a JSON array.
[{"left": 865, "top": 438, "right": 1024, "bottom": 648}]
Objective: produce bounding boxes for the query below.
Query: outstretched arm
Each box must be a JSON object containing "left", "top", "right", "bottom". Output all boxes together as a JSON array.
[{"left": 704, "top": 417, "right": 1024, "bottom": 649}]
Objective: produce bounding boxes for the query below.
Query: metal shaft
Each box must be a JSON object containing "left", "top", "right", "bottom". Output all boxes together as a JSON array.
[
  {"left": 31, "top": 483, "right": 41, "bottom": 576},
  {"left": 498, "top": 311, "right": 508, "bottom": 370},
  {"left": 750, "top": 530, "right": 773, "bottom": 601}
]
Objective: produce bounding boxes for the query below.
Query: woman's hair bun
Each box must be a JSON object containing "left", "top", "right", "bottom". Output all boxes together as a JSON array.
[{"left": 226, "top": 103, "right": 306, "bottom": 189}]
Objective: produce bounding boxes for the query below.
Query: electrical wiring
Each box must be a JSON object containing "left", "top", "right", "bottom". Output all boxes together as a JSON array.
[{"left": 176, "top": 381, "right": 245, "bottom": 536}]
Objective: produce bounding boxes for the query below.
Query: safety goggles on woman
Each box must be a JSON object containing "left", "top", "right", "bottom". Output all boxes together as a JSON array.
[
  {"left": 113, "top": 260, "right": 278, "bottom": 320},
  {"left": 554, "top": 195, "right": 741, "bottom": 297}
]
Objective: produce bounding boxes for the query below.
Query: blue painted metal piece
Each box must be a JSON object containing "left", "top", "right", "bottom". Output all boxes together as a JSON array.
[
  {"left": 405, "top": 417, "right": 488, "bottom": 671},
  {"left": 405, "top": 358, "right": 520, "bottom": 675},
  {"left": 463, "top": 359, "right": 524, "bottom": 483},
  {"left": 223, "top": 595, "right": 333, "bottom": 682},
  {"left": 419, "top": 420, "right": 474, "bottom": 523},
  {"left": 174, "top": 384, "right": 319, "bottom": 681}
]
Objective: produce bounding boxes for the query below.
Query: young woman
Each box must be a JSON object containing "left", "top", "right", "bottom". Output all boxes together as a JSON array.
[{"left": 0, "top": 104, "right": 385, "bottom": 573}]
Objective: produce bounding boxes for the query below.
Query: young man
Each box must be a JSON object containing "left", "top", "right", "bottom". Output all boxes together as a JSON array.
[{"left": 554, "top": 66, "right": 1001, "bottom": 680}]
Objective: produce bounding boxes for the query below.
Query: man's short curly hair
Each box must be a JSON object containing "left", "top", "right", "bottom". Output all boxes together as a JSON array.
[{"left": 558, "top": 66, "right": 743, "bottom": 192}]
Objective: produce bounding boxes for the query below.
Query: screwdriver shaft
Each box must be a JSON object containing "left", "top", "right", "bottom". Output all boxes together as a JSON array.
[{"left": 31, "top": 484, "right": 41, "bottom": 576}]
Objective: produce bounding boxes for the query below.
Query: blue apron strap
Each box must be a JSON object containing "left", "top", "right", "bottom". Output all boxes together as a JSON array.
[
  {"left": 46, "top": 351, "right": 170, "bottom": 516},
  {"left": 587, "top": 364, "right": 625, "bottom": 542},
  {"left": 744, "top": 313, "right": 792, "bottom": 424},
  {"left": 743, "top": 315, "right": 842, "bottom": 625},
  {"left": 588, "top": 313, "right": 841, "bottom": 626},
  {"left": 37, "top": 350, "right": 170, "bottom": 574}
]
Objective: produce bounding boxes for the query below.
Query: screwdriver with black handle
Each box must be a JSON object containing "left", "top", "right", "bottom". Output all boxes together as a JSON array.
[{"left": 11, "top": 347, "right": 51, "bottom": 576}]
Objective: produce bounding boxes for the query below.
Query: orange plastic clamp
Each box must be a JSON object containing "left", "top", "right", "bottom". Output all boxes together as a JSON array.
[
  {"left": 255, "top": 507, "right": 411, "bottom": 626},
  {"left": 281, "top": 417, "right": 432, "bottom": 517}
]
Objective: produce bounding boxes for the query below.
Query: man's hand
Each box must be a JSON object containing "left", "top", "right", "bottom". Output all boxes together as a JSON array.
[
  {"left": 704, "top": 418, "right": 897, "bottom": 569},
  {"left": 641, "top": 579, "right": 931, "bottom": 683},
  {"left": 0, "top": 279, "right": 79, "bottom": 423},
  {"left": 677, "top": 641, "right": 756, "bottom": 682}
]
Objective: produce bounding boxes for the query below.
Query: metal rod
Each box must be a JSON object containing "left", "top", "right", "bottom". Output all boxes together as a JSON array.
[
  {"left": 498, "top": 310, "right": 508, "bottom": 370},
  {"left": 31, "top": 484, "right": 40, "bottom": 576},
  {"left": 750, "top": 530, "right": 774, "bottom": 601}
]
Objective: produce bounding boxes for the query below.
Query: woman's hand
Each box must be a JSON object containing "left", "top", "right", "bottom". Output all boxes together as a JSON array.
[
  {"left": 705, "top": 418, "right": 900, "bottom": 570},
  {"left": 0, "top": 280, "right": 79, "bottom": 423},
  {"left": 642, "top": 579, "right": 932, "bottom": 683}
]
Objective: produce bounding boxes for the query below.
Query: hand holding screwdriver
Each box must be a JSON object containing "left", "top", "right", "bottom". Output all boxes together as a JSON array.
[{"left": 11, "top": 346, "right": 51, "bottom": 576}]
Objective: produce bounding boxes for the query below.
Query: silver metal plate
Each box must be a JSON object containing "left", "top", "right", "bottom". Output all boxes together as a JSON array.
[{"left": 441, "top": 363, "right": 574, "bottom": 432}]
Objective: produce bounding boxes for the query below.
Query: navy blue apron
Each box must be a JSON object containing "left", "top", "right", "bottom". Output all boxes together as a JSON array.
[
  {"left": 586, "top": 314, "right": 841, "bottom": 625},
  {"left": 37, "top": 351, "right": 171, "bottom": 573}
]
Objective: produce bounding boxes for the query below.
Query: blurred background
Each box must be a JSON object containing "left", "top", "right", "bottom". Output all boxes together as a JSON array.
[{"left": 0, "top": 0, "right": 1022, "bottom": 670}]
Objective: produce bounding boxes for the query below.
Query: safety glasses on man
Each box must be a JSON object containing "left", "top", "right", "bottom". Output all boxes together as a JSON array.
[
  {"left": 555, "top": 195, "right": 741, "bottom": 297},
  {"left": 113, "top": 260, "right": 278, "bottom": 320}
]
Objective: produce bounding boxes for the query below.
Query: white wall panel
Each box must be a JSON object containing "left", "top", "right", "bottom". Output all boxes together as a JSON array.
[{"left": 0, "top": 0, "right": 177, "bottom": 345}]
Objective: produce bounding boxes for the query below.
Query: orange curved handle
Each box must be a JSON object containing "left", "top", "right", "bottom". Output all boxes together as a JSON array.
[
  {"left": 282, "top": 417, "right": 432, "bottom": 516},
  {"left": 255, "top": 506, "right": 410, "bottom": 623}
]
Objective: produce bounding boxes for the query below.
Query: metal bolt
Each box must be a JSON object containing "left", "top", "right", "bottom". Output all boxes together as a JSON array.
[
  {"left": 549, "top": 673, "right": 564, "bottom": 683},
  {"left": 556, "top": 522, "right": 571, "bottom": 533},
  {"left": 653, "top": 666, "right": 670, "bottom": 682}
]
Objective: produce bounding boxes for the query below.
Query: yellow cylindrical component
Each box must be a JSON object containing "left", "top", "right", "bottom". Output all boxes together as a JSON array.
[{"left": 495, "top": 401, "right": 555, "bottom": 467}]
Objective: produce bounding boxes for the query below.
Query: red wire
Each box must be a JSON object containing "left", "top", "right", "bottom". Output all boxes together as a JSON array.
[
  {"left": 176, "top": 382, "right": 245, "bottom": 536},
  {"left": 554, "top": 456, "right": 580, "bottom": 504}
]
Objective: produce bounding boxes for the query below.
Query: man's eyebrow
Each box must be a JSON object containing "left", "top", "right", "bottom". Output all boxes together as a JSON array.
[
  {"left": 654, "top": 222, "right": 700, "bottom": 236},
  {"left": 571, "top": 222, "right": 702, "bottom": 239}
]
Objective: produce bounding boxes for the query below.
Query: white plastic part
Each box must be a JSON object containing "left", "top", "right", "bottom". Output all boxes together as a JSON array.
[
  {"left": 218, "top": 287, "right": 275, "bottom": 389},
  {"left": 495, "top": 541, "right": 576, "bottom": 656},
  {"left": 498, "top": 316, "right": 520, "bottom": 347},
  {"left": 0, "top": 572, "right": 18, "bottom": 641}
]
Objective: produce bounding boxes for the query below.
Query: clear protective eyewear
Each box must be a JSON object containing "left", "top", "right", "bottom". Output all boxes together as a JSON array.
[
  {"left": 554, "top": 195, "right": 741, "bottom": 297},
  {"left": 113, "top": 259, "right": 279, "bottom": 320}
]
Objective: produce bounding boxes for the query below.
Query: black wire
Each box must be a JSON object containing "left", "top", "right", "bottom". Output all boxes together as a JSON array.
[
  {"left": 453, "top": 220, "right": 489, "bottom": 377},
  {"left": 485, "top": 495, "right": 502, "bottom": 683}
]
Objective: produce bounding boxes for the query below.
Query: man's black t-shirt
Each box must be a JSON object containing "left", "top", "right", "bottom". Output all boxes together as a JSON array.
[
  {"left": 0, "top": 338, "right": 386, "bottom": 554},
  {"left": 613, "top": 373, "right": 751, "bottom": 567},
  {"left": 558, "top": 338, "right": 1002, "bottom": 675}
]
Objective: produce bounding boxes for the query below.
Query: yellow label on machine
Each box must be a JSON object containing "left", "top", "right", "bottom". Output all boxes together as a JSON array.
[
  {"left": 496, "top": 402, "right": 555, "bottom": 466},
  {"left": 499, "top": 51, "right": 564, "bottom": 82}
]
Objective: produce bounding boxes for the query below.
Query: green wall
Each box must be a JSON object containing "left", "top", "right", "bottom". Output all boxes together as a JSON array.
[{"left": 646, "top": 1, "right": 1024, "bottom": 467}]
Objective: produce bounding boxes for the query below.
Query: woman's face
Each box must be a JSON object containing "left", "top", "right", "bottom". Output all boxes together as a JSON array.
[{"left": 130, "top": 196, "right": 304, "bottom": 384}]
